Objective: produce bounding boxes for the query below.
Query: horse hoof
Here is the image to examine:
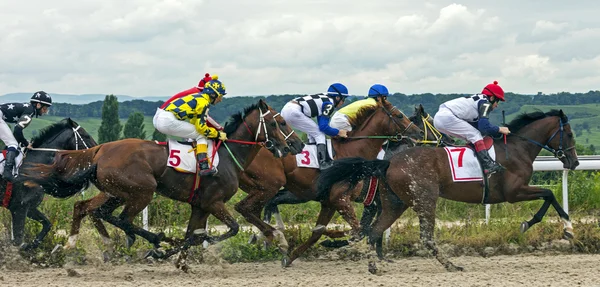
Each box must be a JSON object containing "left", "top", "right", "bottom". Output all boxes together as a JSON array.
[
  {"left": 563, "top": 228, "right": 574, "bottom": 240},
  {"left": 248, "top": 234, "right": 258, "bottom": 245},
  {"left": 281, "top": 256, "right": 292, "bottom": 268},
  {"left": 446, "top": 264, "right": 464, "bottom": 272},
  {"left": 320, "top": 239, "right": 349, "bottom": 249},
  {"left": 368, "top": 261, "right": 378, "bottom": 275},
  {"left": 126, "top": 235, "right": 136, "bottom": 248},
  {"left": 520, "top": 221, "right": 529, "bottom": 233}
]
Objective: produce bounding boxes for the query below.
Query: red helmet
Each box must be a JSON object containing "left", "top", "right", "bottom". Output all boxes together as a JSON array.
[
  {"left": 481, "top": 81, "right": 505, "bottom": 101},
  {"left": 197, "top": 73, "right": 212, "bottom": 90}
]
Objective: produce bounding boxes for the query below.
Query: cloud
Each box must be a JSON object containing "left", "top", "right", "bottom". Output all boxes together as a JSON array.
[{"left": 0, "top": 0, "right": 598, "bottom": 98}]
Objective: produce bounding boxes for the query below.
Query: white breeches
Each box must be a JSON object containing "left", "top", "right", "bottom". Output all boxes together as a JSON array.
[
  {"left": 433, "top": 107, "right": 483, "bottom": 143},
  {"left": 281, "top": 102, "right": 326, "bottom": 144},
  {"left": 152, "top": 108, "right": 207, "bottom": 144}
]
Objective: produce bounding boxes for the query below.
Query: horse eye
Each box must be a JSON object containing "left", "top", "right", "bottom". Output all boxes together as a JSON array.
[
  {"left": 281, "top": 121, "right": 287, "bottom": 126},
  {"left": 397, "top": 114, "right": 404, "bottom": 119}
]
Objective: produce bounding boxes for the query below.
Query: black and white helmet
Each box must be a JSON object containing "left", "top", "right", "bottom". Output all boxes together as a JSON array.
[{"left": 30, "top": 91, "right": 52, "bottom": 106}]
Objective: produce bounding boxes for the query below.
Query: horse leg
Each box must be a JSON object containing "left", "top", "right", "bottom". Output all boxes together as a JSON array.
[
  {"left": 67, "top": 193, "right": 112, "bottom": 249},
  {"left": 284, "top": 204, "right": 336, "bottom": 267},
  {"left": 332, "top": 193, "right": 361, "bottom": 242},
  {"left": 9, "top": 206, "right": 27, "bottom": 248},
  {"left": 171, "top": 205, "right": 211, "bottom": 271},
  {"left": 21, "top": 207, "right": 52, "bottom": 250},
  {"left": 413, "top": 196, "right": 463, "bottom": 272},
  {"left": 511, "top": 186, "right": 573, "bottom": 238},
  {"left": 367, "top": 189, "right": 406, "bottom": 262},
  {"left": 205, "top": 201, "right": 239, "bottom": 243},
  {"left": 264, "top": 189, "right": 309, "bottom": 230}
]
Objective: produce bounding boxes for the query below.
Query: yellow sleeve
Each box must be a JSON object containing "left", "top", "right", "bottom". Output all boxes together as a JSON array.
[{"left": 193, "top": 97, "right": 219, "bottom": 138}]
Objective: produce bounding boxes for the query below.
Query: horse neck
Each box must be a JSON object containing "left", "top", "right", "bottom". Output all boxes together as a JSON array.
[
  {"left": 334, "top": 112, "right": 389, "bottom": 159},
  {"left": 510, "top": 117, "right": 558, "bottom": 162},
  {"left": 225, "top": 124, "right": 264, "bottom": 170}
]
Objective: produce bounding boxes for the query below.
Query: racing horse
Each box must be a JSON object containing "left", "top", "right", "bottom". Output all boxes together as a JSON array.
[
  {"left": 260, "top": 104, "right": 449, "bottom": 240},
  {"left": 2, "top": 118, "right": 96, "bottom": 249},
  {"left": 235, "top": 99, "right": 425, "bottom": 265},
  {"left": 21, "top": 100, "right": 291, "bottom": 267},
  {"left": 317, "top": 109, "right": 579, "bottom": 272}
]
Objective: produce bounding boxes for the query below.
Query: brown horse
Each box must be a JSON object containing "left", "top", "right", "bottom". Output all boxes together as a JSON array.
[
  {"left": 317, "top": 109, "right": 579, "bottom": 272},
  {"left": 57, "top": 102, "right": 304, "bottom": 252},
  {"left": 21, "top": 100, "right": 291, "bottom": 265},
  {"left": 235, "top": 99, "right": 425, "bottom": 265}
]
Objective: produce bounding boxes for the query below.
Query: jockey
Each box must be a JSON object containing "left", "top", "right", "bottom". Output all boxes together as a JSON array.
[
  {"left": 280, "top": 83, "right": 349, "bottom": 170},
  {"left": 0, "top": 91, "right": 53, "bottom": 181},
  {"left": 330, "top": 84, "right": 389, "bottom": 132},
  {"left": 433, "top": 81, "right": 511, "bottom": 175},
  {"left": 159, "top": 73, "right": 223, "bottom": 130},
  {"left": 153, "top": 76, "right": 228, "bottom": 176}
]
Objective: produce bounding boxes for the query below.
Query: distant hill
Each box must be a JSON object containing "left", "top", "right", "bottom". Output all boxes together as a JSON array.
[{"left": 0, "top": 92, "right": 167, "bottom": 104}]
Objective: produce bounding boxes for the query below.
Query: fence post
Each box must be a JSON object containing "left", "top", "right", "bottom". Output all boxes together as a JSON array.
[
  {"left": 485, "top": 204, "right": 491, "bottom": 224},
  {"left": 143, "top": 206, "right": 149, "bottom": 231},
  {"left": 562, "top": 169, "right": 569, "bottom": 214}
]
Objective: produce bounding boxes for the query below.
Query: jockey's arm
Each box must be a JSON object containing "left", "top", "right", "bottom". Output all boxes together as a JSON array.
[
  {"left": 206, "top": 115, "right": 223, "bottom": 131},
  {"left": 317, "top": 102, "right": 340, "bottom": 137},
  {"left": 13, "top": 114, "right": 32, "bottom": 147},
  {"left": 477, "top": 100, "right": 500, "bottom": 135},
  {"left": 194, "top": 99, "right": 219, "bottom": 138}
]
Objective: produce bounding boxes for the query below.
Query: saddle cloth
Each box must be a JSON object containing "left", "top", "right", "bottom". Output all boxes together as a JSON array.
[
  {"left": 443, "top": 136, "right": 496, "bottom": 182},
  {"left": 165, "top": 139, "right": 220, "bottom": 173},
  {"left": 296, "top": 140, "right": 387, "bottom": 169},
  {"left": 296, "top": 139, "right": 335, "bottom": 169},
  {"left": 0, "top": 149, "right": 24, "bottom": 178}
]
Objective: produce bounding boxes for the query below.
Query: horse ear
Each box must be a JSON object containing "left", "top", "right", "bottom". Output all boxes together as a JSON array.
[
  {"left": 258, "top": 99, "right": 268, "bottom": 110},
  {"left": 419, "top": 104, "right": 424, "bottom": 112},
  {"left": 67, "top": 117, "right": 74, "bottom": 126}
]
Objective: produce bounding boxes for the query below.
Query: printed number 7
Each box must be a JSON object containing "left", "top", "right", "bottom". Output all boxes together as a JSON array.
[
  {"left": 169, "top": 150, "right": 181, "bottom": 166},
  {"left": 450, "top": 148, "right": 466, "bottom": 167}
]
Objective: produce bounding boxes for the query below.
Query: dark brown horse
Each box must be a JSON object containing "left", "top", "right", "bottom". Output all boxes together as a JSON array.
[
  {"left": 21, "top": 100, "right": 291, "bottom": 267},
  {"left": 235, "top": 99, "right": 425, "bottom": 265},
  {"left": 317, "top": 109, "right": 579, "bottom": 272}
]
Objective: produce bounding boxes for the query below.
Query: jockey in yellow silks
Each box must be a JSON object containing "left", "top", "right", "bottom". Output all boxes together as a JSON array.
[{"left": 153, "top": 76, "right": 227, "bottom": 176}]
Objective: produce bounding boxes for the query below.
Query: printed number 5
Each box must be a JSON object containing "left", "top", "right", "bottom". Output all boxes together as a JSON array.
[
  {"left": 449, "top": 148, "right": 466, "bottom": 168},
  {"left": 169, "top": 150, "right": 181, "bottom": 166},
  {"left": 301, "top": 150, "right": 311, "bottom": 165}
]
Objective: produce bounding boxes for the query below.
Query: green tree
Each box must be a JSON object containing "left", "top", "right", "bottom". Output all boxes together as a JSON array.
[
  {"left": 98, "top": 95, "right": 123, "bottom": 143},
  {"left": 152, "top": 128, "right": 167, "bottom": 142},
  {"left": 123, "top": 112, "right": 147, "bottom": 139}
]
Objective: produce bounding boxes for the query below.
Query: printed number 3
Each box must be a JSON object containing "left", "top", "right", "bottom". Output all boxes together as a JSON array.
[
  {"left": 323, "top": 105, "right": 333, "bottom": 116},
  {"left": 301, "top": 150, "right": 311, "bottom": 164},
  {"left": 169, "top": 150, "right": 181, "bottom": 166}
]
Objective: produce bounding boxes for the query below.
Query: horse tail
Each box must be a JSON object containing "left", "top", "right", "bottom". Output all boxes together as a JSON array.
[
  {"left": 21, "top": 145, "right": 102, "bottom": 198},
  {"left": 316, "top": 157, "right": 390, "bottom": 200}
]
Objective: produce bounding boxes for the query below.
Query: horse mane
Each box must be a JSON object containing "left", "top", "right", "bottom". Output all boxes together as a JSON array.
[
  {"left": 506, "top": 109, "right": 567, "bottom": 133},
  {"left": 31, "top": 118, "right": 72, "bottom": 148},
  {"left": 223, "top": 103, "right": 260, "bottom": 136}
]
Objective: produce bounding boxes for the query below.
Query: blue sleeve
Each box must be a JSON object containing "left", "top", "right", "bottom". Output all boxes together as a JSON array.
[
  {"left": 317, "top": 116, "right": 340, "bottom": 136},
  {"left": 477, "top": 118, "right": 500, "bottom": 135}
]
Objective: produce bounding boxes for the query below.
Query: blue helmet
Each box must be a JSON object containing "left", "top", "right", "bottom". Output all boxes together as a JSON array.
[
  {"left": 203, "top": 76, "right": 226, "bottom": 98},
  {"left": 368, "top": 84, "right": 389, "bottom": 98},
  {"left": 326, "top": 83, "right": 349, "bottom": 98}
]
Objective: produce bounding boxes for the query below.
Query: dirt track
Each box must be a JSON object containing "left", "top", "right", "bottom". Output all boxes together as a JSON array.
[{"left": 1, "top": 254, "right": 598, "bottom": 287}]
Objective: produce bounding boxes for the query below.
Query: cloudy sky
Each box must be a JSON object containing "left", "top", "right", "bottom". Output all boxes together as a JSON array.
[{"left": 1, "top": 0, "right": 599, "bottom": 98}]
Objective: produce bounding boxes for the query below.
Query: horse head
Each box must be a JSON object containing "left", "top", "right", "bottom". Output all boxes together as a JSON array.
[{"left": 223, "top": 99, "right": 291, "bottom": 158}]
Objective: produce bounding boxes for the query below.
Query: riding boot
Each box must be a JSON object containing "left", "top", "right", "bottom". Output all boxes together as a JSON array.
[
  {"left": 317, "top": 143, "right": 332, "bottom": 170},
  {"left": 2, "top": 149, "right": 18, "bottom": 182},
  {"left": 476, "top": 150, "right": 504, "bottom": 175},
  {"left": 196, "top": 143, "right": 217, "bottom": 176}
]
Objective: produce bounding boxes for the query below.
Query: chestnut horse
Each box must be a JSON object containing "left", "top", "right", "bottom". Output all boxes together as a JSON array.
[
  {"left": 21, "top": 100, "right": 290, "bottom": 267},
  {"left": 317, "top": 109, "right": 579, "bottom": 272},
  {"left": 235, "top": 99, "right": 425, "bottom": 265},
  {"left": 261, "top": 104, "right": 449, "bottom": 238},
  {"left": 55, "top": 101, "right": 304, "bottom": 252}
]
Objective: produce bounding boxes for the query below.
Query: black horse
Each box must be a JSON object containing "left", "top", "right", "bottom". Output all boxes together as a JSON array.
[{"left": 1, "top": 118, "right": 96, "bottom": 250}]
